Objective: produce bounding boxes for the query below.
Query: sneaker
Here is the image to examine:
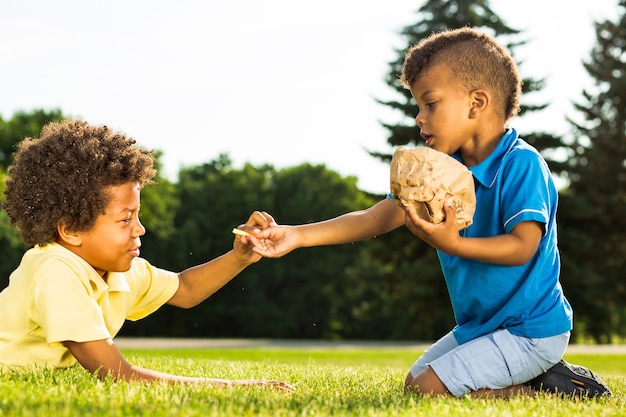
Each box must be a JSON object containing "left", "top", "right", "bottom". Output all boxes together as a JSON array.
[{"left": 525, "top": 359, "right": 611, "bottom": 399}]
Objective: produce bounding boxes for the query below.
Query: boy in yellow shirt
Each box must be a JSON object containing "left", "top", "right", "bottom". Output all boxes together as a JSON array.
[{"left": 0, "top": 120, "right": 291, "bottom": 391}]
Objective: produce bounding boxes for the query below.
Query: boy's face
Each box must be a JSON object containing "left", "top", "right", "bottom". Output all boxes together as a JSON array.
[
  {"left": 67, "top": 182, "right": 145, "bottom": 277},
  {"left": 410, "top": 64, "right": 474, "bottom": 156}
]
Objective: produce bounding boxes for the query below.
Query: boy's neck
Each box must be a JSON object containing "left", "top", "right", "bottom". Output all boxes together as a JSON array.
[{"left": 461, "top": 126, "right": 507, "bottom": 167}]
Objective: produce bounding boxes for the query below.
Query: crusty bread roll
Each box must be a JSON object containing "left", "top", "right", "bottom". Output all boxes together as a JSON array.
[{"left": 390, "top": 147, "right": 476, "bottom": 230}]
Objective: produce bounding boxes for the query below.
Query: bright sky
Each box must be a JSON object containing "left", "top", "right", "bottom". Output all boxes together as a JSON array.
[{"left": 0, "top": 0, "right": 618, "bottom": 194}]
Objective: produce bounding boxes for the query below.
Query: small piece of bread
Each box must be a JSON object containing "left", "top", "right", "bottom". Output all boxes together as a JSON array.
[
  {"left": 390, "top": 147, "right": 476, "bottom": 230},
  {"left": 232, "top": 228, "right": 252, "bottom": 237}
]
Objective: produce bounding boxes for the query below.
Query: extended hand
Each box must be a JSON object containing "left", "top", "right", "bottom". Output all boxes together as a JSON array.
[
  {"left": 233, "top": 211, "right": 278, "bottom": 263},
  {"left": 249, "top": 224, "right": 299, "bottom": 258}
]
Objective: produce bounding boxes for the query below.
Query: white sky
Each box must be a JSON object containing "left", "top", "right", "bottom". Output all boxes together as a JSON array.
[{"left": 0, "top": 0, "right": 618, "bottom": 194}]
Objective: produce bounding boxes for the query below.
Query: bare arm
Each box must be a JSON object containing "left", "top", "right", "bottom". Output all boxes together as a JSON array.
[
  {"left": 405, "top": 203, "right": 542, "bottom": 265},
  {"left": 452, "top": 221, "right": 542, "bottom": 265},
  {"left": 64, "top": 339, "right": 293, "bottom": 390},
  {"left": 167, "top": 210, "right": 276, "bottom": 309},
  {"left": 252, "top": 198, "right": 406, "bottom": 258},
  {"left": 167, "top": 251, "right": 251, "bottom": 308}
]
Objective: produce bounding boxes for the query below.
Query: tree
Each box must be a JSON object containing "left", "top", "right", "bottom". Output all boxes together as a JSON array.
[
  {"left": 121, "top": 157, "right": 379, "bottom": 338},
  {"left": 375, "top": 0, "right": 558, "bottom": 160},
  {"left": 264, "top": 163, "right": 377, "bottom": 338},
  {"left": 135, "top": 150, "right": 180, "bottom": 258},
  {"left": 0, "top": 109, "right": 66, "bottom": 287},
  {"left": 0, "top": 109, "right": 65, "bottom": 169},
  {"left": 0, "top": 167, "right": 26, "bottom": 288},
  {"left": 558, "top": 0, "right": 626, "bottom": 343}
]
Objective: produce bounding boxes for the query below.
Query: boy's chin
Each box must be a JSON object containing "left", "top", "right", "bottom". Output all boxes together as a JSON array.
[{"left": 110, "top": 262, "right": 135, "bottom": 273}]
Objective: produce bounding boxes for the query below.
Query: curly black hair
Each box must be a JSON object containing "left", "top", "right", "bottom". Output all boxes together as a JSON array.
[
  {"left": 400, "top": 27, "right": 522, "bottom": 121},
  {"left": 2, "top": 119, "right": 156, "bottom": 247}
]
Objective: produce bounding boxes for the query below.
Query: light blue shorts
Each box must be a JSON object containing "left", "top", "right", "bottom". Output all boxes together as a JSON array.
[{"left": 408, "top": 329, "right": 570, "bottom": 397}]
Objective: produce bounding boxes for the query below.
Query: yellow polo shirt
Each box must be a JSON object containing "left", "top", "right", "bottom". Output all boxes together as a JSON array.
[{"left": 0, "top": 243, "right": 179, "bottom": 369}]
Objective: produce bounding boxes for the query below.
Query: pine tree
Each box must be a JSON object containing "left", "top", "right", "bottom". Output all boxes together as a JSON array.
[
  {"left": 374, "top": 0, "right": 560, "bottom": 164},
  {"left": 558, "top": 0, "right": 626, "bottom": 343}
]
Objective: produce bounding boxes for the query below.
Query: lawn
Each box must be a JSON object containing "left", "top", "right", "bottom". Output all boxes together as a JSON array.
[{"left": 1, "top": 344, "right": 624, "bottom": 416}]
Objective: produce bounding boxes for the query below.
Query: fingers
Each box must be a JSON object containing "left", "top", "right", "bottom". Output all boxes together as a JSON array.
[
  {"left": 442, "top": 201, "right": 457, "bottom": 221},
  {"left": 260, "top": 211, "right": 277, "bottom": 226},
  {"left": 247, "top": 210, "right": 277, "bottom": 229},
  {"left": 405, "top": 202, "right": 456, "bottom": 229},
  {"left": 232, "top": 212, "right": 293, "bottom": 258},
  {"left": 404, "top": 205, "right": 430, "bottom": 231},
  {"left": 232, "top": 211, "right": 277, "bottom": 244}
]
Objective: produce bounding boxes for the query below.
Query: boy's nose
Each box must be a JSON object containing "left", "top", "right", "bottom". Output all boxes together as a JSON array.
[{"left": 135, "top": 219, "right": 146, "bottom": 237}]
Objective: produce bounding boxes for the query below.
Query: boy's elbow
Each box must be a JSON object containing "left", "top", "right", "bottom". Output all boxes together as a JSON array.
[
  {"left": 166, "top": 297, "right": 198, "bottom": 309},
  {"left": 510, "top": 250, "right": 536, "bottom": 266},
  {"left": 166, "top": 281, "right": 202, "bottom": 309}
]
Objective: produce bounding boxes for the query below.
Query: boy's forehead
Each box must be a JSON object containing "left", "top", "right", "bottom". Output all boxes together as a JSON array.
[{"left": 104, "top": 183, "right": 141, "bottom": 211}]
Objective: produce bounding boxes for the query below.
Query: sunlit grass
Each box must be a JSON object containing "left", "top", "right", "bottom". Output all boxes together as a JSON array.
[{"left": 1, "top": 346, "right": 624, "bottom": 416}]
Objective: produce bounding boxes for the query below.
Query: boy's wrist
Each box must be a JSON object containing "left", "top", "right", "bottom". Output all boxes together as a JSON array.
[{"left": 230, "top": 248, "right": 259, "bottom": 267}]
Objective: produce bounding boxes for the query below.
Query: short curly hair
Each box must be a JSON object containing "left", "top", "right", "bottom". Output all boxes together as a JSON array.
[
  {"left": 2, "top": 119, "right": 156, "bottom": 247},
  {"left": 400, "top": 27, "right": 522, "bottom": 121}
]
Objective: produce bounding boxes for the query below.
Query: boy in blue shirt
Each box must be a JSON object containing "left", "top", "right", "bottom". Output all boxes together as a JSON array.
[{"left": 249, "top": 27, "right": 608, "bottom": 398}]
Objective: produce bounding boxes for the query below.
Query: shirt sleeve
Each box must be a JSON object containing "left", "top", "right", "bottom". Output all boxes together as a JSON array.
[
  {"left": 500, "top": 148, "right": 555, "bottom": 234},
  {"left": 123, "top": 258, "right": 179, "bottom": 321}
]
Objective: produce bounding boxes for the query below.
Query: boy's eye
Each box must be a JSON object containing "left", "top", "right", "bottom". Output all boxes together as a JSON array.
[{"left": 417, "top": 101, "right": 436, "bottom": 112}]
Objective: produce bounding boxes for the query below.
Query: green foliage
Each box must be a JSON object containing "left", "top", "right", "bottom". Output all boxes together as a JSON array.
[
  {"left": 0, "top": 346, "right": 624, "bottom": 417},
  {"left": 0, "top": 109, "right": 64, "bottom": 287},
  {"left": 341, "top": 228, "right": 453, "bottom": 341},
  {"left": 0, "top": 167, "right": 27, "bottom": 288},
  {"left": 558, "top": 1, "right": 626, "bottom": 343},
  {"left": 3, "top": 1, "right": 626, "bottom": 343},
  {"left": 128, "top": 158, "right": 384, "bottom": 339},
  {"left": 135, "top": 152, "right": 179, "bottom": 240},
  {"left": 0, "top": 108, "right": 64, "bottom": 169},
  {"left": 126, "top": 155, "right": 457, "bottom": 341},
  {"left": 376, "top": 0, "right": 556, "bottom": 156}
]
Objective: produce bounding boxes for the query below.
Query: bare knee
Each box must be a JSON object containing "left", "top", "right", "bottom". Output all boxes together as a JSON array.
[{"left": 405, "top": 366, "right": 450, "bottom": 396}]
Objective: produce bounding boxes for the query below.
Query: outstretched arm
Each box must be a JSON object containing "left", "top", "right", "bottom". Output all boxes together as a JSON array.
[
  {"left": 252, "top": 198, "right": 406, "bottom": 258},
  {"left": 63, "top": 339, "right": 293, "bottom": 391},
  {"left": 167, "top": 211, "right": 276, "bottom": 309}
]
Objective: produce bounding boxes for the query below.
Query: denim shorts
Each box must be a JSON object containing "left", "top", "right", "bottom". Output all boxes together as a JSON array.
[{"left": 408, "top": 328, "right": 570, "bottom": 397}]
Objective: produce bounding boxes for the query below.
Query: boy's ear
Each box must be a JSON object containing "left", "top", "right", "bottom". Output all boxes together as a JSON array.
[
  {"left": 56, "top": 222, "right": 82, "bottom": 246},
  {"left": 468, "top": 89, "right": 490, "bottom": 118}
]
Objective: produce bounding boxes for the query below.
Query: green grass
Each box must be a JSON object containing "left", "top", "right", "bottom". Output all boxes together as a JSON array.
[{"left": 1, "top": 346, "right": 624, "bottom": 416}]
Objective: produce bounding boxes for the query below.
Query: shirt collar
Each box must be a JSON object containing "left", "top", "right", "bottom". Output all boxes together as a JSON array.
[
  {"left": 451, "top": 128, "right": 518, "bottom": 188},
  {"left": 105, "top": 272, "right": 131, "bottom": 293}
]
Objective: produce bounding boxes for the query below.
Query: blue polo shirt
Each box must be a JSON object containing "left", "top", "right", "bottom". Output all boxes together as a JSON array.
[
  {"left": 389, "top": 128, "right": 573, "bottom": 345},
  {"left": 445, "top": 128, "right": 572, "bottom": 344}
]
